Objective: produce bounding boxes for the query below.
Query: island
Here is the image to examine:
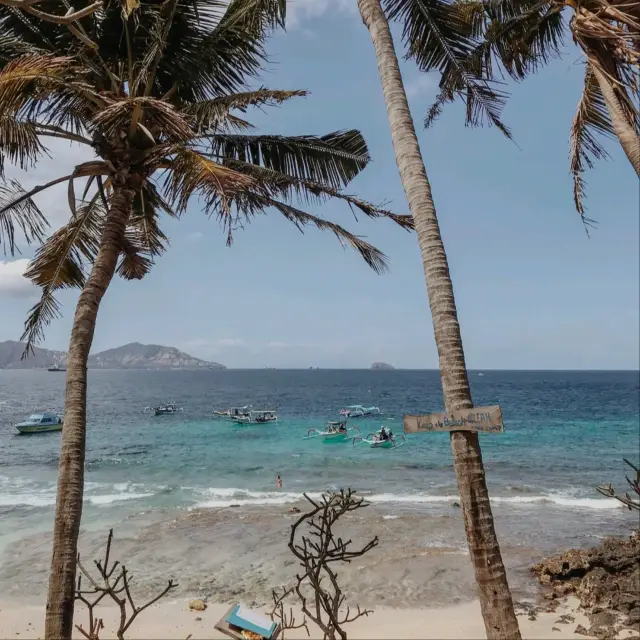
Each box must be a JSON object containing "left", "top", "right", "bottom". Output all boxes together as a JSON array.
[
  {"left": 370, "top": 362, "right": 395, "bottom": 371},
  {"left": 0, "top": 340, "right": 226, "bottom": 370}
]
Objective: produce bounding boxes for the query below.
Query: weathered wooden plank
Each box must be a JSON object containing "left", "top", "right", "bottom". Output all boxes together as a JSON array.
[{"left": 404, "top": 405, "right": 504, "bottom": 434}]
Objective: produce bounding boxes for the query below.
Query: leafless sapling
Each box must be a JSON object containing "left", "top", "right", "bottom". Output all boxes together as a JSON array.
[
  {"left": 271, "top": 489, "right": 378, "bottom": 640},
  {"left": 74, "top": 529, "right": 177, "bottom": 640},
  {"left": 597, "top": 458, "right": 640, "bottom": 511}
]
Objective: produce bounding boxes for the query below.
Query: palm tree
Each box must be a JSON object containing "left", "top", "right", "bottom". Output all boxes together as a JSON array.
[
  {"left": 357, "top": 0, "right": 521, "bottom": 638},
  {"left": 0, "top": 2, "right": 413, "bottom": 637},
  {"left": 423, "top": 0, "right": 639, "bottom": 221}
]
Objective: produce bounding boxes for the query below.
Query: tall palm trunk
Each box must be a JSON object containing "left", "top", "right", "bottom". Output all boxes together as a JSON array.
[
  {"left": 357, "top": 1, "right": 521, "bottom": 638},
  {"left": 591, "top": 64, "right": 640, "bottom": 176},
  {"left": 44, "top": 181, "right": 134, "bottom": 640}
]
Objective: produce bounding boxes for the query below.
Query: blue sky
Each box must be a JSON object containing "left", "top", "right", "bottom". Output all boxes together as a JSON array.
[{"left": 1, "top": 1, "right": 638, "bottom": 369}]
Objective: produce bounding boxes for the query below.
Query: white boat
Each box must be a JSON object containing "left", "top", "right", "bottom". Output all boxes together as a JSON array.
[
  {"left": 339, "top": 404, "right": 380, "bottom": 418},
  {"left": 232, "top": 410, "right": 278, "bottom": 425},
  {"left": 353, "top": 426, "right": 406, "bottom": 449},
  {"left": 213, "top": 406, "right": 251, "bottom": 420},
  {"left": 306, "top": 420, "right": 360, "bottom": 442},
  {"left": 14, "top": 412, "right": 63, "bottom": 434}
]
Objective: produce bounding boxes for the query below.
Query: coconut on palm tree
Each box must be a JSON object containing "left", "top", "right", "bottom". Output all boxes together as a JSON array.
[
  {"left": 0, "top": 1, "right": 412, "bottom": 637},
  {"left": 357, "top": 0, "right": 521, "bottom": 638}
]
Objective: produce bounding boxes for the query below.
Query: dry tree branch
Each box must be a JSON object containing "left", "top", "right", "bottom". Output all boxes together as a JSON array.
[
  {"left": 271, "top": 489, "right": 378, "bottom": 640},
  {"left": 75, "top": 529, "right": 178, "bottom": 640},
  {"left": 597, "top": 458, "right": 640, "bottom": 511}
]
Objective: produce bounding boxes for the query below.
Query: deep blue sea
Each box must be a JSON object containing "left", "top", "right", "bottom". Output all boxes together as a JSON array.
[{"left": 0, "top": 369, "right": 638, "bottom": 604}]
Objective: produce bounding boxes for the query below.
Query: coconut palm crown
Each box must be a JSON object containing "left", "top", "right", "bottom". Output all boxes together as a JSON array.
[
  {"left": 382, "top": 0, "right": 639, "bottom": 222},
  {"left": 0, "top": 0, "right": 413, "bottom": 351}
]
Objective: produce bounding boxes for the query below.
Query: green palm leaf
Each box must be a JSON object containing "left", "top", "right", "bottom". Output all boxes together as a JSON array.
[
  {"left": 21, "top": 195, "right": 104, "bottom": 351},
  {"left": 207, "top": 129, "right": 373, "bottom": 190}
]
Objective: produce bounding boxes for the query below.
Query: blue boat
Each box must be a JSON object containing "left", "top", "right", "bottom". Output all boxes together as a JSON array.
[{"left": 14, "top": 412, "right": 63, "bottom": 434}]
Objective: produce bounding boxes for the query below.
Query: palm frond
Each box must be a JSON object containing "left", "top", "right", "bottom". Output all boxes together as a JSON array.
[
  {"left": 165, "top": 148, "right": 258, "bottom": 214},
  {"left": 570, "top": 61, "right": 614, "bottom": 222},
  {"left": 21, "top": 194, "right": 104, "bottom": 351},
  {"left": 384, "top": 0, "right": 512, "bottom": 136},
  {"left": 93, "top": 96, "right": 194, "bottom": 143},
  {"left": 206, "top": 129, "right": 372, "bottom": 190},
  {"left": 234, "top": 192, "right": 390, "bottom": 274},
  {"left": 221, "top": 158, "right": 415, "bottom": 230},
  {"left": 163, "top": 0, "right": 287, "bottom": 102},
  {"left": 0, "top": 53, "right": 75, "bottom": 117},
  {"left": 0, "top": 177, "right": 48, "bottom": 255},
  {"left": 185, "top": 88, "right": 307, "bottom": 134},
  {"left": 0, "top": 116, "right": 43, "bottom": 175}
]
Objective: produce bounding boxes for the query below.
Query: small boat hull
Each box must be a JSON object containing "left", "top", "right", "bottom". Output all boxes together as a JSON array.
[{"left": 15, "top": 423, "right": 63, "bottom": 434}]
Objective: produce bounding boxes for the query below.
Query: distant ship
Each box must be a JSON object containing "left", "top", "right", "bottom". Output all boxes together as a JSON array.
[{"left": 48, "top": 359, "right": 66, "bottom": 372}]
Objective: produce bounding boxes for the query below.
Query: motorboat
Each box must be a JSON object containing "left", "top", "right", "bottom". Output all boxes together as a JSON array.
[
  {"left": 306, "top": 420, "right": 360, "bottom": 442},
  {"left": 144, "top": 402, "right": 183, "bottom": 416},
  {"left": 353, "top": 426, "right": 406, "bottom": 449},
  {"left": 339, "top": 404, "right": 380, "bottom": 418},
  {"left": 232, "top": 410, "right": 277, "bottom": 425},
  {"left": 14, "top": 412, "right": 63, "bottom": 434}
]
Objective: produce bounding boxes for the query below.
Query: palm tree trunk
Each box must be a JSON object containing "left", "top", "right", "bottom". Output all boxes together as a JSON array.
[
  {"left": 44, "top": 182, "right": 134, "bottom": 640},
  {"left": 591, "top": 64, "right": 640, "bottom": 176},
  {"left": 357, "top": 1, "right": 521, "bottom": 638}
]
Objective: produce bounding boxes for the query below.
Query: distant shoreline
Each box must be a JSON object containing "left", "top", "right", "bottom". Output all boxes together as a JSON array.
[{"left": 1, "top": 367, "right": 638, "bottom": 372}]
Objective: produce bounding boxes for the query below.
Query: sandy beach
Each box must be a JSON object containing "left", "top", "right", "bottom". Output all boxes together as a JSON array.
[{"left": 0, "top": 597, "right": 598, "bottom": 639}]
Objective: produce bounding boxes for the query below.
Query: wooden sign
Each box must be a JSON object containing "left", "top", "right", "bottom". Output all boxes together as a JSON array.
[{"left": 404, "top": 405, "right": 504, "bottom": 434}]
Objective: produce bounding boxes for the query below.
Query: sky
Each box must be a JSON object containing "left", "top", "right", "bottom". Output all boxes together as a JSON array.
[{"left": 1, "top": 1, "right": 638, "bottom": 370}]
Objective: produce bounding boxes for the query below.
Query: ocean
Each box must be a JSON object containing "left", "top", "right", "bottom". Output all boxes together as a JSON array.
[{"left": 0, "top": 369, "right": 638, "bottom": 607}]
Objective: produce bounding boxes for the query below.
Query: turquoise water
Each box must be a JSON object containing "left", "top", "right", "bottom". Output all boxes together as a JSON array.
[
  {"left": 1, "top": 369, "right": 637, "bottom": 510},
  {"left": 0, "top": 369, "right": 638, "bottom": 604}
]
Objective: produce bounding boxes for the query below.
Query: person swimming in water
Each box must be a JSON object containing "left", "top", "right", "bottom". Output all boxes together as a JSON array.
[{"left": 276, "top": 474, "right": 282, "bottom": 489}]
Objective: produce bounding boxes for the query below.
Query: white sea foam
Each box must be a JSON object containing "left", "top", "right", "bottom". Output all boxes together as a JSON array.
[{"left": 88, "top": 492, "right": 155, "bottom": 505}]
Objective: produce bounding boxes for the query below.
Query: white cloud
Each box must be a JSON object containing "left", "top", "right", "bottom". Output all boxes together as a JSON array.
[
  {"left": 0, "top": 259, "right": 37, "bottom": 297},
  {"left": 287, "top": 0, "right": 355, "bottom": 26},
  {"left": 186, "top": 231, "right": 205, "bottom": 241}
]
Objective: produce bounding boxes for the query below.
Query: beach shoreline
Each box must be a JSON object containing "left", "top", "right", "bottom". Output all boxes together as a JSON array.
[{"left": 0, "top": 596, "right": 596, "bottom": 639}]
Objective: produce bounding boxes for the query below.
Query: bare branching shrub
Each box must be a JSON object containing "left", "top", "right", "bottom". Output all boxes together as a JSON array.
[
  {"left": 75, "top": 529, "right": 177, "bottom": 640},
  {"left": 270, "top": 489, "right": 378, "bottom": 640},
  {"left": 597, "top": 458, "right": 640, "bottom": 511}
]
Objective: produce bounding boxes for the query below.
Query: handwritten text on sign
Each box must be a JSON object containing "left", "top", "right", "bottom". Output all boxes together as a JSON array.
[{"left": 404, "top": 405, "right": 504, "bottom": 434}]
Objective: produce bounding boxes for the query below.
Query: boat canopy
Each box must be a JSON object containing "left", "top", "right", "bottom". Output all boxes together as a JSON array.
[
  {"left": 346, "top": 405, "right": 364, "bottom": 409},
  {"left": 26, "top": 412, "right": 58, "bottom": 423}
]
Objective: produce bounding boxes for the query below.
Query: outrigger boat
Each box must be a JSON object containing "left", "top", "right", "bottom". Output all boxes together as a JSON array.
[
  {"left": 306, "top": 420, "right": 360, "bottom": 442},
  {"left": 339, "top": 404, "right": 381, "bottom": 418},
  {"left": 14, "top": 412, "right": 63, "bottom": 434},
  {"left": 144, "top": 401, "right": 184, "bottom": 416},
  {"left": 213, "top": 406, "right": 251, "bottom": 420},
  {"left": 353, "top": 426, "right": 406, "bottom": 449},
  {"left": 232, "top": 410, "right": 278, "bottom": 425}
]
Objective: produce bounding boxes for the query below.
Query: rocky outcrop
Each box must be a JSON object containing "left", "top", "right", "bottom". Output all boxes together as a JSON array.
[
  {"left": 88, "top": 342, "right": 225, "bottom": 369},
  {"left": 0, "top": 341, "right": 66, "bottom": 369},
  {"left": 532, "top": 531, "right": 640, "bottom": 638},
  {"left": 371, "top": 362, "right": 395, "bottom": 370},
  {"left": 0, "top": 340, "right": 225, "bottom": 370}
]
